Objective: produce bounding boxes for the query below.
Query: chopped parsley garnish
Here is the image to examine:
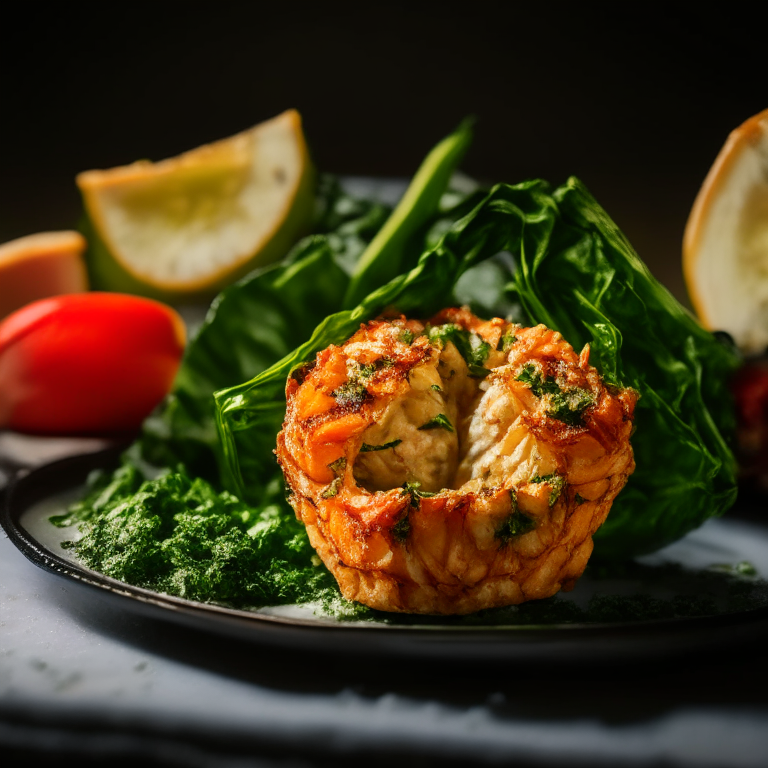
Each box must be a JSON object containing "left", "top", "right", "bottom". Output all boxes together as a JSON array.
[
  {"left": 333, "top": 361, "right": 383, "bottom": 407},
  {"left": 321, "top": 477, "right": 342, "bottom": 499},
  {"left": 496, "top": 511, "right": 537, "bottom": 544},
  {"left": 530, "top": 473, "right": 566, "bottom": 506},
  {"left": 497, "top": 332, "right": 517, "bottom": 352},
  {"left": 55, "top": 466, "right": 338, "bottom": 608},
  {"left": 418, "top": 414, "right": 454, "bottom": 432},
  {"left": 427, "top": 323, "right": 461, "bottom": 347},
  {"left": 356, "top": 363, "right": 376, "bottom": 380},
  {"left": 360, "top": 439, "right": 402, "bottom": 453},
  {"left": 467, "top": 334, "right": 491, "bottom": 378},
  {"left": 430, "top": 384, "right": 442, "bottom": 392},
  {"left": 428, "top": 324, "right": 491, "bottom": 378},
  {"left": 401, "top": 481, "right": 436, "bottom": 507},
  {"left": 398, "top": 329, "right": 414, "bottom": 345},
  {"left": 467, "top": 363, "right": 491, "bottom": 379},
  {"left": 495, "top": 489, "right": 536, "bottom": 544},
  {"left": 547, "top": 388, "right": 595, "bottom": 426},
  {"left": 332, "top": 380, "right": 369, "bottom": 408},
  {"left": 515, "top": 363, "right": 560, "bottom": 397},
  {"left": 327, "top": 457, "right": 347, "bottom": 475},
  {"left": 515, "top": 363, "right": 594, "bottom": 426},
  {"left": 469, "top": 334, "right": 491, "bottom": 360},
  {"left": 392, "top": 513, "right": 411, "bottom": 542}
]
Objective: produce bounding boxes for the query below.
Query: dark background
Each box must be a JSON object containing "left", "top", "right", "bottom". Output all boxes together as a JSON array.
[
  {"left": 1, "top": 4, "right": 764, "bottom": 306},
  {"left": 2, "top": 9, "right": 768, "bottom": 765}
]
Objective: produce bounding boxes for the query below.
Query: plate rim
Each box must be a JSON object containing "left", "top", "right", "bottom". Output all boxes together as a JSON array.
[{"left": 4, "top": 447, "right": 768, "bottom": 657}]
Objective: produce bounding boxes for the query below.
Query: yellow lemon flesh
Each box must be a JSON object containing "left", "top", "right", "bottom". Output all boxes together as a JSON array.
[
  {"left": 0, "top": 231, "right": 88, "bottom": 320},
  {"left": 77, "top": 109, "right": 314, "bottom": 302},
  {"left": 684, "top": 108, "right": 768, "bottom": 354}
]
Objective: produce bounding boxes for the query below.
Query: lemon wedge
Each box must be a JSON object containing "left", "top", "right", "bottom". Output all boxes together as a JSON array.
[
  {"left": 77, "top": 109, "right": 314, "bottom": 301},
  {"left": 0, "top": 231, "right": 88, "bottom": 319},
  {"left": 684, "top": 108, "right": 768, "bottom": 353}
]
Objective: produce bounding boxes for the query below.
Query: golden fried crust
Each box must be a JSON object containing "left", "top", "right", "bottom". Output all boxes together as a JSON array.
[{"left": 276, "top": 308, "right": 637, "bottom": 614}]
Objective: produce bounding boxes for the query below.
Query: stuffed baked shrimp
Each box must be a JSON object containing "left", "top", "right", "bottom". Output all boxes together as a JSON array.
[{"left": 276, "top": 308, "right": 637, "bottom": 614}]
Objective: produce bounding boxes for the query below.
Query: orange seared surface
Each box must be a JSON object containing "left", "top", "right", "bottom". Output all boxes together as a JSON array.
[{"left": 276, "top": 308, "right": 637, "bottom": 614}]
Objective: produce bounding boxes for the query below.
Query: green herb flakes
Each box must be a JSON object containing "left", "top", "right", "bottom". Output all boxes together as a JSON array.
[
  {"left": 496, "top": 511, "right": 537, "bottom": 544},
  {"left": 515, "top": 364, "right": 593, "bottom": 426},
  {"left": 327, "top": 457, "right": 347, "bottom": 475},
  {"left": 495, "top": 488, "right": 537, "bottom": 544},
  {"left": 497, "top": 332, "right": 517, "bottom": 352},
  {"left": 356, "top": 363, "right": 376, "bottom": 380},
  {"left": 428, "top": 324, "right": 491, "bottom": 378},
  {"left": 401, "top": 481, "right": 437, "bottom": 507},
  {"left": 547, "top": 388, "right": 595, "bottom": 426},
  {"left": 530, "top": 473, "right": 566, "bottom": 506},
  {"left": 332, "top": 380, "right": 368, "bottom": 408},
  {"left": 360, "top": 439, "right": 402, "bottom": 453},
  {"left": 467, "top": 364, "right": 491, "bottom": 379},
  {"left": 321, "top": 477, "right": 342, "bottom": 499},
  {"left": 59, "top": 465, "right": 338, "bottom": 607},
  {"left": 418, "top": 414, "right": 454, "bottom": 432},
  {"left": 515, "top": 363, "right": 560, "bottom": 397},
  {"left": 392, "top": 514, "right": 411, "bottom": 542}
]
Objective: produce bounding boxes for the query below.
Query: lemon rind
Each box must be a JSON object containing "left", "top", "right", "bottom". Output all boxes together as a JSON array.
[
  {"left": 683, "top": 108, "right": 768, "bottom": 348},
  {"left": 77, "top": 110, "right": 314, "bottom": 297}
]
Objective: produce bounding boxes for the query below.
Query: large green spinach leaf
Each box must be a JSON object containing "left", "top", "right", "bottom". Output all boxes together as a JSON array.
[
  {"left": 58, "top": 129, "right": 480, "bottom": 610},
  {"left": 139, "top": 125, "right": 475, "bottom": 492},
  {"left": 138, "top": 177, "right": 391, "bottom": 482},
  {"left": 216, "top": 179, "right": 739, "bottom": 557}
]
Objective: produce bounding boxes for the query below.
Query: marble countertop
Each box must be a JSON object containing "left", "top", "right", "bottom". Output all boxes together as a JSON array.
[{"left": 2, "top": 437, "right": 768, "bottom": 767}]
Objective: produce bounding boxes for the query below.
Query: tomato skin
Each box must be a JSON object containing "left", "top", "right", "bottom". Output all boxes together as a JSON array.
[
  {"left": 732, "top": 363, "right": 768, "bottom": 429},
  {"left": 0, "top": 293, "right": 185, "bottom": 435}
]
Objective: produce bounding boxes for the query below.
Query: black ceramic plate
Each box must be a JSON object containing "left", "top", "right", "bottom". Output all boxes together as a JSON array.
[{"left": 4, "top": 447, "right": 768, "bottom": 662}]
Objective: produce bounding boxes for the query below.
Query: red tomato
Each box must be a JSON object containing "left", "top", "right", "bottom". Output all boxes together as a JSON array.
[
  {"left": 732, "top": 363, "right": 768, "bottom": 429},
  {"left": 0, "top": 293, "right": 185, "bottom": 435}
]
